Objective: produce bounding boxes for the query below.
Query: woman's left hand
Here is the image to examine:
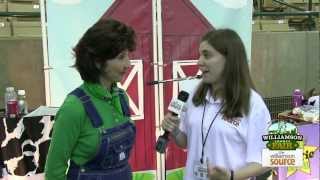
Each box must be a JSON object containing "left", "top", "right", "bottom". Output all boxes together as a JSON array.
[{"left": 207, "top": 163, "right": 231, "bottom": 180}]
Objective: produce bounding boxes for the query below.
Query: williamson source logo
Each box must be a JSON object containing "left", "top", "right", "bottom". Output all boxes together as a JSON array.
[{"left": 262, "top": 121, "right": 303, "bottom": 167}]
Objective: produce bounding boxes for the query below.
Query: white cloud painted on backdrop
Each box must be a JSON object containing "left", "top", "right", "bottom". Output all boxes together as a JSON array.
[
  {"left": 52, "top": 0, "right": 81, "bottom": 5},
  {"left": 212, "top": 0, "right": 248, "bottom": 9}
]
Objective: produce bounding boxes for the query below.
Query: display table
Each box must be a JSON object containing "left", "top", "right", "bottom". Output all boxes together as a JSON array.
[
  {"left": 278, "top": 110, "right": 318, "bottom": 124},
  {"left": 0, "top": 115, "right": 54, "bottom": 179}
]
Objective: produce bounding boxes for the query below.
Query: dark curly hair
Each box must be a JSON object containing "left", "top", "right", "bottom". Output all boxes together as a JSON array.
[{"left": 73, "top": 18, "right": 136, "bottom": 83}]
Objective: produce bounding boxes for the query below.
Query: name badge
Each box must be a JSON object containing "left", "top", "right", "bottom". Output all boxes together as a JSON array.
[{"left": 193, "top": 161, "right": 208, "bottom": 179}]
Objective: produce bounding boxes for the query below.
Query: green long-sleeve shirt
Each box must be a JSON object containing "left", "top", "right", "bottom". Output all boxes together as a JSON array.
[{"left": 45, "top": 82, "right": 132, "bottom": 180}]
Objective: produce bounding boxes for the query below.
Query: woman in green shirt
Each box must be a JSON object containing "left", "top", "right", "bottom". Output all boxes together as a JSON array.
[{"left": 45, "top": 18, "right": 136, "bottom": 180}]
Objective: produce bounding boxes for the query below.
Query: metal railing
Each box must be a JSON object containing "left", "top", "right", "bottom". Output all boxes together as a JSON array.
[
  {"left": 254, "top": 0, "right": 320, "bottom": 30},
  {"left": 264, "top": 96, "right": 293, "bottom": 120},
  {"left": 0, "top": 12, "right": 40, "bottom": 17}
]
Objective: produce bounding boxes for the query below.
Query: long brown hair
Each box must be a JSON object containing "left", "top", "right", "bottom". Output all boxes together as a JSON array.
[{"left": 192, "top": 29, "right": 255, "bottom": 118}]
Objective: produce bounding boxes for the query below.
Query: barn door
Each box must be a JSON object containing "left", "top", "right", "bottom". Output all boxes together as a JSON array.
[{"left": 158, "top": 0, "right": 212, "bottom": 179}]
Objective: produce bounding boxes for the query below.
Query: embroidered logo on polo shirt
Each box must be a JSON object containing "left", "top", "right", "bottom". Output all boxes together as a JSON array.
[{"left": 222, "top": 117, "right": 241, "bottom": 127}]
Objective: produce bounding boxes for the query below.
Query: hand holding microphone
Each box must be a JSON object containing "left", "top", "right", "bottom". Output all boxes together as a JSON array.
[
  {"left": 161, "top": 114, "right": 180, "bottom": 136},
  {"left": 155, "top": 91, "right": 189, "bottom": 153}
]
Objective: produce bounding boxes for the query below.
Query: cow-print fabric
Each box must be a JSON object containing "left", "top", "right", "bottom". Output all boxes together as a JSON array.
[{"left": 0, "top": 116, "right": 54, "bottom": 176}]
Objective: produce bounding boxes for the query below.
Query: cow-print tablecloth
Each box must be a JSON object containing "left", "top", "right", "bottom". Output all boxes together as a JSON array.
[{"left": 0, "top": 116, "right": 54, "bottom": 177}]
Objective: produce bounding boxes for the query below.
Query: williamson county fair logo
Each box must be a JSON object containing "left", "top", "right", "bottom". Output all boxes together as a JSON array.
[{"left": 261, "top": 121, "right": 304, "bottom": 167}]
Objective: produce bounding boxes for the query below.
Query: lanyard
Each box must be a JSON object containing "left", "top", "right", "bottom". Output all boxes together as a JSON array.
[{"left": 200, "top": 102, "right": 223, "bottom": 164}]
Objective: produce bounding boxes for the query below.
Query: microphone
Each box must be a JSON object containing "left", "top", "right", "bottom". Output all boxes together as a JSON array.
[
  {"left": 155, "top": 90, "right": 189, "bottom": 153},
  {"left": 147, "top": 75, "right": 202, "bottom": 85}
]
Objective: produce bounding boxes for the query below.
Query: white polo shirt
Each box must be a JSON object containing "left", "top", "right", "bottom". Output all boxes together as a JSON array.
[{"left": 180, "top": 89, "right": 271, "bottom": 180}]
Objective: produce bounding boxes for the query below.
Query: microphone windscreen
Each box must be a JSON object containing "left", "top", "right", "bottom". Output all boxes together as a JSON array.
[{"left": 177, "top": 91, "right": 189, "bottom": 102}]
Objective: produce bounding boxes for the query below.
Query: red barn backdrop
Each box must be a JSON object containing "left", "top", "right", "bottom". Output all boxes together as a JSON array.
[
  {"left": 101, "top": 0, "right": 157, "bottom": 172},
  {"left": 161, "top": 0, "right": 212, "bottom": 170}
]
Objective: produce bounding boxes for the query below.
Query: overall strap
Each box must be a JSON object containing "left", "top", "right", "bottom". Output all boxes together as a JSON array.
[
  {"left": 118, "top": 89, "right": 130, "bottom": 117},
  {"left": 69, "top": 88, "right": 102, "bottom": 128}
]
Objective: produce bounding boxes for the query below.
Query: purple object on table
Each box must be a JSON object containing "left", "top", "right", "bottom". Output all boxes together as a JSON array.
[{"left": 292, "top": 89, "right": 304, "bottom": 108}]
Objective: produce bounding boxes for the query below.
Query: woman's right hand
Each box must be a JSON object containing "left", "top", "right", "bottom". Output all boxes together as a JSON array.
[{"left": 161, "top": 113, "right": 180, "bottom": 132}]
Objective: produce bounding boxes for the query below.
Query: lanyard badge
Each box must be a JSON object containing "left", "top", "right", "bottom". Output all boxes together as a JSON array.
[
  {"left": 193, "top": 161, "right": 208, "bottom": 179},
  {"left": 200, "top": 103, "right": 223, "bottom": 163}
]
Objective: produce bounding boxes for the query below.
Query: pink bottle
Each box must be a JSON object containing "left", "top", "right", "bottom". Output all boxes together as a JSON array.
[{"left": 5, "top": 87, "right": 18, "bottom": 118}]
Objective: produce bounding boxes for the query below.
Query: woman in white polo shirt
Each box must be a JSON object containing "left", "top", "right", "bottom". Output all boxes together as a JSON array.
[{"left": 162, "top": 29, "right": 271, "bottom": 180}]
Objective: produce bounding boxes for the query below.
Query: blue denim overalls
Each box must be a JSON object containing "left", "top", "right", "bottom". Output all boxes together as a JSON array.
[{"left": 67, "top": 88, "right": 136, "bottom": 180}]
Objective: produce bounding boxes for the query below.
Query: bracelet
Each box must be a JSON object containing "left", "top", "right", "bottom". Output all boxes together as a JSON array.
[{"left": 230, "top": 170, "right": 234, "bottom": 180}]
